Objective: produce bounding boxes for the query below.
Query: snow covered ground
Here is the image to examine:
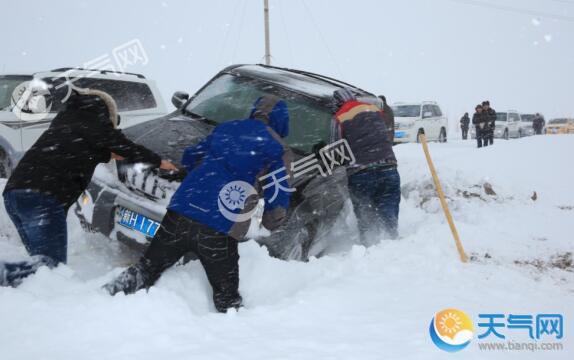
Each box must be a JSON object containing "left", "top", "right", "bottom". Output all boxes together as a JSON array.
[{"left": 0, "top": 135, "right": 572, "bottom": 360}]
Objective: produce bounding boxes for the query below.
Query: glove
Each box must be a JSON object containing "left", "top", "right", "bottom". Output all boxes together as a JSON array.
[{"left": 262, "top": 207, "right": 287, "bottom": 231}]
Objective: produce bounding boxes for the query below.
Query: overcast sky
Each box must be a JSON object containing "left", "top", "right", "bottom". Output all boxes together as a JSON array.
[{"left": 3, "top": 0, "right": 573, "bottom": 123}]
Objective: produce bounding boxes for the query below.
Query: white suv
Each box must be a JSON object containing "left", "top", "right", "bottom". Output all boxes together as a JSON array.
[
  {"left": 0, "top": 68, "right": 167, "bottom": 177},
  {"left": 470, "top": 110, "right": 524, "bottom": 140},
  {"left": 392, "top": 101, "right": 448, "bottom": 143}
]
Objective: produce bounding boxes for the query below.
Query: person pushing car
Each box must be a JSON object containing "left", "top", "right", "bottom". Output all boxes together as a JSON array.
[
  {"left": 104, "top": 95, "right": 293, "bottom": 313},
  {"left": 0, "top": 88, "right": 176, "bottom": 287},
  {"left": 333, "top": 88, "right": 400, "bottom": 244}
]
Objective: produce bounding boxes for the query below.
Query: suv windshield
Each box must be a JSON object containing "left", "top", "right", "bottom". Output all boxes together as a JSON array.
[
  {"left": 521, "top": 114, "right": 534, "bottom": 122},
  {"left": 549, "top": 118, "right": 567, "bottom": 124},
  {"left": 185, "top": 73, "right": 332, "bottom": 154},
  {"left": 393, "top": 105, "right": 421, "bottom": 117},
  {"left": 0, "top": 76, "right": 33, "bottom": 110},
  {"left": 496, "top": 112, "right": 508, "bottom": 121}
]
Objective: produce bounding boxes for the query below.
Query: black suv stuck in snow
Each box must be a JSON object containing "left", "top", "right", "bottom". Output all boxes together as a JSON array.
[{"left": 75, "top": 64, "right": 380, "bottom": 261}]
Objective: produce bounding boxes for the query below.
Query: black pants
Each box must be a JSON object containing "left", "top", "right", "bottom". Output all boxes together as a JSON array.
[
  {"left": 487, "top": 130, "right": 494, "bottom": 145},
  {"left": 124, "top": 211, "right": 241, "bottom": 312},
  {"left": 475, "top": 127, "right": 488, "bottom": 148},
  {"left": 461, "top": 127, "right": 469, "bottom": 140}
]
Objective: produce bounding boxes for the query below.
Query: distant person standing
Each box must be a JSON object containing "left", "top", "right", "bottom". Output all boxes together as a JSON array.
[
  {"left": 378, "top": 95, "right": 395, "bottom": 143},
  {"left": 482, "top": 101, "right": 496, "bottom": 145},
  {"left": 533, "top": 113, "right": 544, "bottom": 135},
  {"left": 472, "top": 104, "right": 488, "bottom": 148},
  {"left": 460, "top": 112, "right": 470, "bottom": 140}
]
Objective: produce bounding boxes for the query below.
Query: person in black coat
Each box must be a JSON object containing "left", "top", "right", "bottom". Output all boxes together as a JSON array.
[
  {"left": 533, "top": 113, "right": 545, "bottom": 134},
  {"left": 460, "top": 112, "right": 470, "bottom": 140},
  {"left": 472, "top": 104, "right": 488, "bottom": 148},
  {"left": 482, "top": 100, "right": 496, "bottom": 145},
  {"left": 0, "top": 88, "right": 176, "bottom": 287}
]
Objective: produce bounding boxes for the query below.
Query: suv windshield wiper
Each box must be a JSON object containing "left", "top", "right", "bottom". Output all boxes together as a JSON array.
[{"left": 183, "top": 109, "right": 219, "bottom": 126}]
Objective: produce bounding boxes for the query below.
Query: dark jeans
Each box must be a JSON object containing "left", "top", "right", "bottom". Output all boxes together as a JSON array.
[
  {"left": 348, "top": 166, "right": 401, "bottom": 244},
  {"left": 476, "top": 128, "right": 489, "bottom": 148},
  {"left": 461, "top": 127, "right": 469, "bottom": 140},
  {"left": 106, "top": 211, "right": 241, "bottom": 313},
  {"left": 1, "top": 189, "right": 67, "bottom": 286}
]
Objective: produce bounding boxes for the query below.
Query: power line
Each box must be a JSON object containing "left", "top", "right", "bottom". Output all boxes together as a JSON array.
[
  {"left": 278, "top": 0, "right": 295, "bottom": 66},
  {"left": 300, "top": 0, "right": 344, "bottom": 78},
  {"left": 217, "top": 0, "right": 243, "bottom": 66},
  {"left": 448, "top": 0, "right": 574, "bottom": 23}
]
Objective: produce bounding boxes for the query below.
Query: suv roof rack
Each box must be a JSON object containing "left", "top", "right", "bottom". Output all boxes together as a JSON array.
[
  {"left": 48, "top": 67, "right": 146, "bottom": 79},
  {"left": 255, "top": 64, "right": 374, "bottom": 96}
]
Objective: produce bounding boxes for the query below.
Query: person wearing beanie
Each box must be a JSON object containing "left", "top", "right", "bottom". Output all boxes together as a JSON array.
[
  {"left": 333, "top": 88, "right": 400, "bottom": 244},
  {"left": 460, "top": 112, "right": 470, "bottom": 140},
  {"left": 104, "top": 95, "right": 293, "bottom": 313},
  {"left": 482, "top": 100, "right": 497, "bottom": 145},
  {"left": 472, "top": 104, "right": 488, "bottom": 148},
  {"left": 0, "top": 88, "right": 176, "bottom": 287}
]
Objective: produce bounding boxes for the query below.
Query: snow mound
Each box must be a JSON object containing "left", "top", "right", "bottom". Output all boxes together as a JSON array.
[{"left": 1, "top": 136, "right": 573, "bottom": 359}]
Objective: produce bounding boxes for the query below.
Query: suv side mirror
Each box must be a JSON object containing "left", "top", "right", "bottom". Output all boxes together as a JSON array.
[
  {"left": 171, "top": 91, "right": 189, "bottom": 109},
  {"left": 423, "top": 111, "right": 433, "bottom": 119}
]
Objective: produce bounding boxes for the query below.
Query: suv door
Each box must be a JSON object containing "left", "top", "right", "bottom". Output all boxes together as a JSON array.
[
  {"left": 508, "top": 112, "right": 520, "bottom": 137},
  {"left": 421, "top": 104, "right": 434, "bottom": 139},
  {"left": 430, "top": 105, "right": 443, "bottom": 139}
]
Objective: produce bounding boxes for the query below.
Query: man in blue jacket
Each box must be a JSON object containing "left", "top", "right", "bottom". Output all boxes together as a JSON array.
[{"left": 105, "top": 95, "right": 293, "bottom": 313}]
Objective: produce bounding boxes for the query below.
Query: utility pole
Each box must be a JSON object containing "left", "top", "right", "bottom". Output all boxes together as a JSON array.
[{"left": 263, "top": 0, "right": 271, "bottom": 65}]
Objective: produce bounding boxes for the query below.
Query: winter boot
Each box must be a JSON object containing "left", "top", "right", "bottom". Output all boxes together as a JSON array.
[
  {"left": 0, "top": 256, "right": 55, "bottom": 287},
  {"left": 103, "top": 263, "right": 152, "bottom": 296}
]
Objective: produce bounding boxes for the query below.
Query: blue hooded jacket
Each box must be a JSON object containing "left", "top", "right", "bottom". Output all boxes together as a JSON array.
[{"left": 168, "top": 95, "right": 293, "bottom": 240}]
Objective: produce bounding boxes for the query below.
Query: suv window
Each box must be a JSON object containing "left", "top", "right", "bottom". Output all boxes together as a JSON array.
[
  {"left": 432, "top": 105, "right": 442, "bottom": 117},
  {"left": 0, "top": 76, "right": 33, "bottom": 109},
  {"left": 422, "top": 104, "right": 433, "bottom": 118},
  {"left": 186, "top": 73, "right": 332, "bottom": 154},
  {"left": 508, "top": 113, "right": 519, "bottom": 122},
  {"left": 46, "top": 77, "right": 157, "bottom": 113}
]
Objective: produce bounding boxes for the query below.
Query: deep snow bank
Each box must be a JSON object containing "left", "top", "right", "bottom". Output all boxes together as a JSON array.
[{"left": 0, "top": 136, "right": 572, "bottom": 360}]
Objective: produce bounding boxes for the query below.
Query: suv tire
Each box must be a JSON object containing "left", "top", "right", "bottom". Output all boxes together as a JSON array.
[
  {"left": 0, "top": 151, "right": 11, "bottom": 179},
  {"left": 438, "top": 128, "right": 447, "bottom": 143}
]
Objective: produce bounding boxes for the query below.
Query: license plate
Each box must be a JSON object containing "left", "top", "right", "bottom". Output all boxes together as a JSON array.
[
  {"left": 117, "top": 207, "right": 160, "bottom": 237},
  {"left": 395, "top": 131, "right": 406, "bottom": 138}
]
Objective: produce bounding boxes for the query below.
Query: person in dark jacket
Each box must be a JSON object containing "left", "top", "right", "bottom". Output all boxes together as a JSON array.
[
  {"left": 0, "top": 89, "right": 176, "bottom": 287},
  {"left": 533, "top": 113, "right": 545, "bottom": 134},
  {"left": 333, "top": 88, "right": 400, "bottom": 244},
  {"left": 472, "top": 104, "right": 488, "bottom": 148},
  {"left": 104, "top": 95, "right": 293, "bottom": 313},
  {"left": 482, "top": 100, "right": 496, "bottom": 145},
  {"left": 378, "top": 95, "right": 395, "bottom": 143},
  {"left": 460, "top": 112, "right": 470, "bottom": 140}
]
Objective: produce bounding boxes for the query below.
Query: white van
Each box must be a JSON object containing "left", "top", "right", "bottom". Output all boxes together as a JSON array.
[{"left": 392, "top": 101, "right": 448, "bottom": 143}]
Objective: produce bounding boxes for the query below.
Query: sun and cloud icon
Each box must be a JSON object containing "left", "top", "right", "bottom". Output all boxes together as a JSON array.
[
  {"left": 224, "top": 184, "right": 247, "bottom": 208},
  {"left": 217, "top": 180, "right": 258, "bottom": 222},
  {"left": 429, "top": 308, "right": 474, "bottom": 352}
]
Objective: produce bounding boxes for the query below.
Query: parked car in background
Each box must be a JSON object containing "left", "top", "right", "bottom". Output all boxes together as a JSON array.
[
  {"left": 74, "top": 64, "right": 381, "bottom": 261},
  {"left": 545, "top": 118, "right": 574, "bottom": 135},
  {"left": 519, "top": 114, "right": 538, "bottom": 136},
  {"left": 392, "top": 101, "right": 448, "bottom": 143},
  {"left": 470, "top": 110, "right": 523, "bottom": 140},
  {"left": 0, "top": 68, "right": 167, "bottom": 178}
]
